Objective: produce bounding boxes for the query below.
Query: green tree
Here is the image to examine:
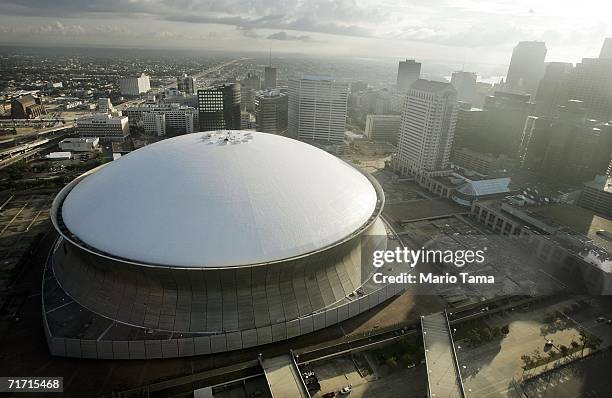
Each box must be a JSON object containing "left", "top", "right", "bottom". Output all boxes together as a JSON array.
[
  {"left": 469, "top": 329, "right": 481, "bottom": 346},
  {"left": 491, "top": 326, "right": 501, "bottom": 337},
  {"left": 480, "top": 327, "right": 493, "bottom": 342}
]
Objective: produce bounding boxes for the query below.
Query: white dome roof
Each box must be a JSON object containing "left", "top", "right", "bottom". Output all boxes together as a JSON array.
[{"left": 61, "top": 131, "right": 379, "bottom": 268}]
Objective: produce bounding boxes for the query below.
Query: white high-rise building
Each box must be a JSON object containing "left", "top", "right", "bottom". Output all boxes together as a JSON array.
[
  {"left": 288, "top": 76, "right": 348, "bottom": 144},
  {"left": 119, "top": 73, "right": 151, "bottom": 96},
  {"left": 395, "top": 79, "right": 458, "bottom": 176}
]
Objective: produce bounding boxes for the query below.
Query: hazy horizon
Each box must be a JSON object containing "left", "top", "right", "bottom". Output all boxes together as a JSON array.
[{"left": 1, "top": 0, "right": 611, "bottom": 68}]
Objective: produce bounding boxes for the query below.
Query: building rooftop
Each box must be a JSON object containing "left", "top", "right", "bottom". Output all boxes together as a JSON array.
[
  {"left": 301, "top": 75, "right": 336, "bottom": 81},
  {"left": 585, "top": 175, "right": 612, "bottom": 193},
  {"left": 410, "top": 79, "right": 456, "bottom": 93},
  {"left": 60, "top": 137, "right": 99, "bottom": 144},
  {"left": 528, "top": 204, "right": 612, "bottom": 254},
  {"left": 456, "top": 177, "right": 511, "bottom": 197},
  {"left": 61, "top": 131, "right": 380, "bottom": 268}
]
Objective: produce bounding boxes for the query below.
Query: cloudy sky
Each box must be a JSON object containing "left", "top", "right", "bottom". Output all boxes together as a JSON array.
[{"left": 0, "top": 0, "right": 610, "bottom": 66}]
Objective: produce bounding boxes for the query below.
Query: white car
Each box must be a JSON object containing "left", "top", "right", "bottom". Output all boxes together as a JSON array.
[{"left": 339, "top": 384, "right": 352, "bottom": 395}]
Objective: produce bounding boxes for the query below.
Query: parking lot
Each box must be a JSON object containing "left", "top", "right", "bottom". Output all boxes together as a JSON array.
[
  {"left": 522, "top": 349, "right": 612, "bottom": 398},
  {"left": 455, "top": 297, "right": 612, "bottom": 397},
  {"left": 0, "top": 191, "right": 54, "bottom": 309},
  {"left": 306, "top": 353, "right": 427, "bottom": 398}
]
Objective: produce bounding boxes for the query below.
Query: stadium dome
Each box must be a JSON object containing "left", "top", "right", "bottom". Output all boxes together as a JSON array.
[
  {"left": 44, "top": 130, "right": 399, "bottom": 360},
  {"left": 60, "top": 131, "right": 378, "bottom": 268}
]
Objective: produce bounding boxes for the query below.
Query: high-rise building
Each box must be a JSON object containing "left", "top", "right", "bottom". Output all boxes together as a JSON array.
[
  {"left": 396, "top": 59, "right": 421, "bottom": 93},
  {"left": 177, "top": 74, "right": 196, "bottom": 94},
  {"left": 240, "top": 73, "right": 261, "bottom": 111},
  {"left": 534, "top": 62, "right": 574, "bottom": 117},
  {"left": 76, "top": 114, "right": 129, "bottom": 142},
  {"left": 565, "top": 56, "right": 612, "bottom": 122},
  {"left": 505, "top": 41, "right": 547, "bottom": 95},
  {"left": 600, "top": 38, "right": 612, "bottom": 59},
  {"left": 452, "top": 106, "right": 485, "bottom": 152},
  {"left": 450, "top": 71, "right": 477, "bottom": 104},
  {"left": 264, "top": 66, "right": 277, "bottom": 89},
  {"left": 482, "top": 91, "right": 534, "bottom": 157},
  {"left": 394, "top": 79, "right": 458, "bottom": 176},
  {"left": 364, "top": 115, "right": 401, "bottom": 145},
  {"left": 255, "top": 90, "right": 288, "bottom": 135},
  {"left": 197, "top": 83, "right": 241, "bottom": 131},
  {"left": 119, "top": 73, "right": 151, "bottom": 96},
  {"left": 521, "top": 100, "right": 612, "bottom": 185},
  {"left": 288, "top": 76, "right": 348, "bottom": 144},
  {"left": 452, "top": 92, "right": 533, "bottom": 160}
]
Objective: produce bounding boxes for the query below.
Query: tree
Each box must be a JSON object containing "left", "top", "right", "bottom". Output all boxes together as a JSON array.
[
  {"left": 579, "top": 331, "right": 601, "bottom": 357},
  {"left": 469, "top": 329, "right": 481, "bottom": 346},
  {"left": 501, "top": 325, "right": 510, "bottom": 335},
  {"left": 520, "top": 355, "right": 532, "bottom": 371},
  {"left": 491, "top": 326, "right": 501, "bottom": 338},
  {"left": 559, "top": 345, "right": 569, "bottom": 357},
  {"left": 480, "top": 327, "right": 493, "bottom": 342}
]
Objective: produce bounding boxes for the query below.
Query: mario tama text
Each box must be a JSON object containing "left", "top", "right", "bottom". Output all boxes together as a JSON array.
[{"left": 371, "top": 247, "right": 495, "bottom": 286}]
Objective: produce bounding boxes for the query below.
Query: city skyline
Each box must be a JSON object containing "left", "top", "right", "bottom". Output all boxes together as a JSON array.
[
  {"left": 1, "top": 3, "right": 612, "bottom": 394},
  {"left": 1, "top": 1, "right": 611, "bottom": 66}
]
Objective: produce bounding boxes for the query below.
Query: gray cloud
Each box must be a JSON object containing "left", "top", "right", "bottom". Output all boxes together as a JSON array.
[
  {"left": 267, "top": 31, "right": 311, "bottom": 41},
  {"left": 163, "top": 14, "right": 371, "bottom": 38},
  {"left": 0, "top": 0, "right": 610, "bottom": 58},
  {"left": 0, "top": 0, "right": 377, "bottom": 38}
]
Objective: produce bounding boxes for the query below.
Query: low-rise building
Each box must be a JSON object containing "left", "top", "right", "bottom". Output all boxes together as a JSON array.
[
  {"left": 471, "top": 199, "right": 612, "bottom": 293},
  {"left": 76, "top": 114, "right": 129, "bottom": 142},
  {"left": 97, "top": 98, "right": 114, "bottom": 114},
  {"left": 241, "top": 111, "right": 255, "bottom": 130},
  {"left": 123, "top": 103, "right": 197, "bottom": 135},
  {"left": 59, "top": 137, "right": 100, "bottom": 152},
  {"left": 579, "top": 175, "right": 612, "bottom": 216},
  {"left": 364, "top": 115, "right": 401, "bottom": 145},
  {"left": 142, "top": 112, "right": 166, "bottom": 136},
  {"left": 11, "top": 95, "right": 47, "bottom": 119},
  {"left": 413, "top": 168, "right": 513, "bottom": 206},
  {"left": 452, "top": 147, "right": 515, "bottom": 175}
]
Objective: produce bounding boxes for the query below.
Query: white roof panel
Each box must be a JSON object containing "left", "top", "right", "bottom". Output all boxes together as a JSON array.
[{"left": 61, "top": 131, "right": 378, "bottom": 268}]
